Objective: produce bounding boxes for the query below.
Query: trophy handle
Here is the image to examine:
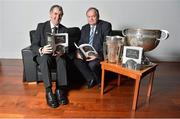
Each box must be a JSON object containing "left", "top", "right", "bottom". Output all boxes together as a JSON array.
[
  {"left": 157, "top": 30, "right": 169, "bottom": 40},
  {"left": 122, "top": 29, "right": 128, "bottom": 37}
]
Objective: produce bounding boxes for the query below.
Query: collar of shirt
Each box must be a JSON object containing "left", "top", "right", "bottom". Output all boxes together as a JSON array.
[
  {"left": 50, "top": 21, "right": 58, "bottom": 32},
  {"left": 90, "top": 25, "right": 96, "bottom": 32}
]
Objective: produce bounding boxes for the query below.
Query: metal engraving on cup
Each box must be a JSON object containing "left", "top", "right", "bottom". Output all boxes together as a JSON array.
[{"left": 103, "top": 42, "right": 108, "bottom": 61}]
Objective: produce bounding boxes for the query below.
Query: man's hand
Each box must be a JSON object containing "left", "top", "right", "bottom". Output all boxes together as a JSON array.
[
  {"left": 76, "top": 52, "right": 83, "bottom": 60},
  {"left": 42, "top": 45, "right": 53, "bottom": 54},
  {"left": 52, "top": 51, "right": 64, "bottom": 56},
  {"left": 86, "top": 55, "right": 97, "bottom": 61}
]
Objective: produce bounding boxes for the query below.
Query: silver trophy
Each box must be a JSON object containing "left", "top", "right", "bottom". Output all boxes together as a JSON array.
[
  {"left": 103, "top": 36, "right": 125, "bottom": 64},
  {"left": 122, "top": 28, "right": 169, "bottom": 65}
]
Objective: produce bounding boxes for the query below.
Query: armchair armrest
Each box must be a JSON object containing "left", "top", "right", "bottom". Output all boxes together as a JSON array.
[{"left": 21, "top": 46, "right": 38, "bottom": 82}]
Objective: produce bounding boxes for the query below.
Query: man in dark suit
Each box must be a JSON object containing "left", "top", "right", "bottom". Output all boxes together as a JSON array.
[
  {"left": 74, "top": 7, "right": 112, "bottom": 88},
  {"left": 31, "top": 5, "right": 68, "bottom": 108}
]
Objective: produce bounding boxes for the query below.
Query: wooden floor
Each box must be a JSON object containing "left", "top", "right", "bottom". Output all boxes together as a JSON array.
[{"left": 0, "top": 59, "right": 180, "bottom": 118}]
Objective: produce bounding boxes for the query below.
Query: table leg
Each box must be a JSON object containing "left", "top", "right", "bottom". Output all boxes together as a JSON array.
[
  {"left": 101, "top": 69, "right": 105, "bottom": 95},
  {"left": 146, "top": 71, "right": 155, "bottom": 103},
  {"left": 132, "top": 78, "right": 141, "bottom": 111}
]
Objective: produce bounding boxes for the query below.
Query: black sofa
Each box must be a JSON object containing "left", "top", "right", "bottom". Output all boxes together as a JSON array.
[{"left": 21, "top": 28, "right": 122, "bottom": 83}]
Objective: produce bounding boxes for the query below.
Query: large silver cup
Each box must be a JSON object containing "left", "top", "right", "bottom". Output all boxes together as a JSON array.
[
  {"left": 122, "top": 28, "right": 169, "bottom": 65},
  {"left": 122, "top": 28, "right": 169, "bottom": 52},
  {"left": 103, "top": 36, "right": 125, "bottom": 64}
]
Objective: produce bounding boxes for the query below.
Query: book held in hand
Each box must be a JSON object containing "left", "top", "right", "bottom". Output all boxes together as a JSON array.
[
  {"left": 74, "top": 43, "right": 98, "bottom": 60},
  {"left": 47, "top": 33, "right": 68, "bottom": 53}
]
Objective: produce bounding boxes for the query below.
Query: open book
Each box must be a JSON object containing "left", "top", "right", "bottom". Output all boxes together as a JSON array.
[
  {"left": 47, "top": 33, "right": 68, "bottom": 53},
  {"left": 74, "top": 43, "right": 98, "bottom": 60}
]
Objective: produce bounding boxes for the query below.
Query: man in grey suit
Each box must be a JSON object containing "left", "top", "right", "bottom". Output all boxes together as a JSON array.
[
  {"left": 31, "top": 5, "right": 68, "bottom": 108},
  {"left": 74, "top": 7, "right": 112, "bottom": 88}
]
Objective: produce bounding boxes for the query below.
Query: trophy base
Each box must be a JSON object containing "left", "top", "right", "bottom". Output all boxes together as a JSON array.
[{"left": 141, "top": 55, "right": 154, "bottom": 67}]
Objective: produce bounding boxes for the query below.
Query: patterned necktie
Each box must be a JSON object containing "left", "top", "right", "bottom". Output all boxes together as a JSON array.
[
  {"left": 52, "top": 27, "right": 58, "bottom": 34},
  {"left": 89, "top": 26, "right": 95, "bottom": 45}
]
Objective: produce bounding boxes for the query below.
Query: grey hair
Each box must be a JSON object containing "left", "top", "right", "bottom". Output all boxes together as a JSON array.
[
  {"left": 86, "top": 7, "right": 100, "bottom": 19},
  {"left": 49, "top": 5, "right": 63, "bottom": 16}
]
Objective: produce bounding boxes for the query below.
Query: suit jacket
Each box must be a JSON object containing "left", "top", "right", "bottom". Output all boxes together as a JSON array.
[
  {"left": 78, "top": 20, "right": 112, "bottom": 60},
  {"left": 30, "top": 21, "right": 68, "bottom": 59}
]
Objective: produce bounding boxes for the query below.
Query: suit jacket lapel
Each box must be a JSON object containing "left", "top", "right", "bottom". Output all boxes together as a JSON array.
[
  {"left": 44, "top": 21, "right": 51, "bottom": 34},
  {"left": 58, "top": 24, "right": 62, "bottom": 33},
  {"left": 93, "top": 23, "right": 99, "bottom": 45},
  {"left": 85, "top": 25, "right": 91, "bottom": 43},
  {"left": 43, "top": 21, "right": 51, "bottom": 43}
]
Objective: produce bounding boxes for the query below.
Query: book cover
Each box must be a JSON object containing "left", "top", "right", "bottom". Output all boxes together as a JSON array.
[
  {"left": 74, "top": 43, "right": 98, "bottom": 60},
  {"left": 47, "top": 33, "right": 68, "bottom": 53}
]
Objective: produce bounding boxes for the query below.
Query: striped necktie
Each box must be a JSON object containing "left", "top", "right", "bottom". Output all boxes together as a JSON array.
[
  {"left": 52, "top": 27, "right": 58, "bottom": 34},
  {"left": 89, "top": 26, "right": 95, "bottom": 45}
]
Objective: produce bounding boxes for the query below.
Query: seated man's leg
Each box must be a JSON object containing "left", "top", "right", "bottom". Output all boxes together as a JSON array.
[
  {"left": 36, "top": 54, "right": 59, "bottom": 108},
  {"left": 36, "top": 54, "right": 55, "bottom": 88},
  {"left": 88, "top": 58, "right": 101, "bottom": 84},
  {"left": 74, "top": 59, "right": 96, "bottom": 88},
  {"left": 56, "top": 56, "right": 67, "bottom": 86},
  {"left": 55, "top": 55, "right": 68, "bottom": 105}
]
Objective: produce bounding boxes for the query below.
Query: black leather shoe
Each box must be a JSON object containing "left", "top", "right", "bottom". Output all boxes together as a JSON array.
[
  {"left": 46, "top": 91, "right": 59, "bottom": 108},
  {"left": 87, "top": 79, "right": 96, "bottom": 89},
  {"left": 55, "top": 89, "right": 68, "bottom": 105}
]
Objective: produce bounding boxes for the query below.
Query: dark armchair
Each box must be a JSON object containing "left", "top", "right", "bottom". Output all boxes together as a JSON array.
[{"left": 21, "top": 27, "right": 81, "bottom": 83}]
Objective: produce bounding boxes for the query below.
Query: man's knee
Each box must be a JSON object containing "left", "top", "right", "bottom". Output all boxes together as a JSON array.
[
  {"left": 56, "top": 56, "right": 66, "bottom": 66},
  {"left": 40, "top": 55, "right": 53, "bottom": 64},
  {"left": 89, "top": 60, "right": 100, "bottom": 71},
  {"left": 74, "top": 58, "right": 84, "bottom": 66}
]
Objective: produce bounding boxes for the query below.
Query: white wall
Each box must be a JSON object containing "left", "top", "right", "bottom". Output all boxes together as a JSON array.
[
  {"left": 0, "top": 0, "right": 180, "bottom": 61},
  {"left": 0, "top": 1, "right": 3, "bottom": 53}
]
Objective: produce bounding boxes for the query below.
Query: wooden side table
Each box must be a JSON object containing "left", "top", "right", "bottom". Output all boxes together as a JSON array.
[{"left": 100, "top": 61, "right": 158, "bottom": 111}]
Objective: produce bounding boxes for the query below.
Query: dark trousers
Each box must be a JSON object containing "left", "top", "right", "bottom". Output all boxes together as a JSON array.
[
  {"left": 36, "top": 54, "right": 67, "bottom": 88},
  {"left": 74, "top": 58, "right": 101, "bottom": 84}
]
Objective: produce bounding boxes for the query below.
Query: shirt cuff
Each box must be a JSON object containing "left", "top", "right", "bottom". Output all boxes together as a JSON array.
[{"left": 39, "top": 47, "right": 43, "bottom": 56}]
